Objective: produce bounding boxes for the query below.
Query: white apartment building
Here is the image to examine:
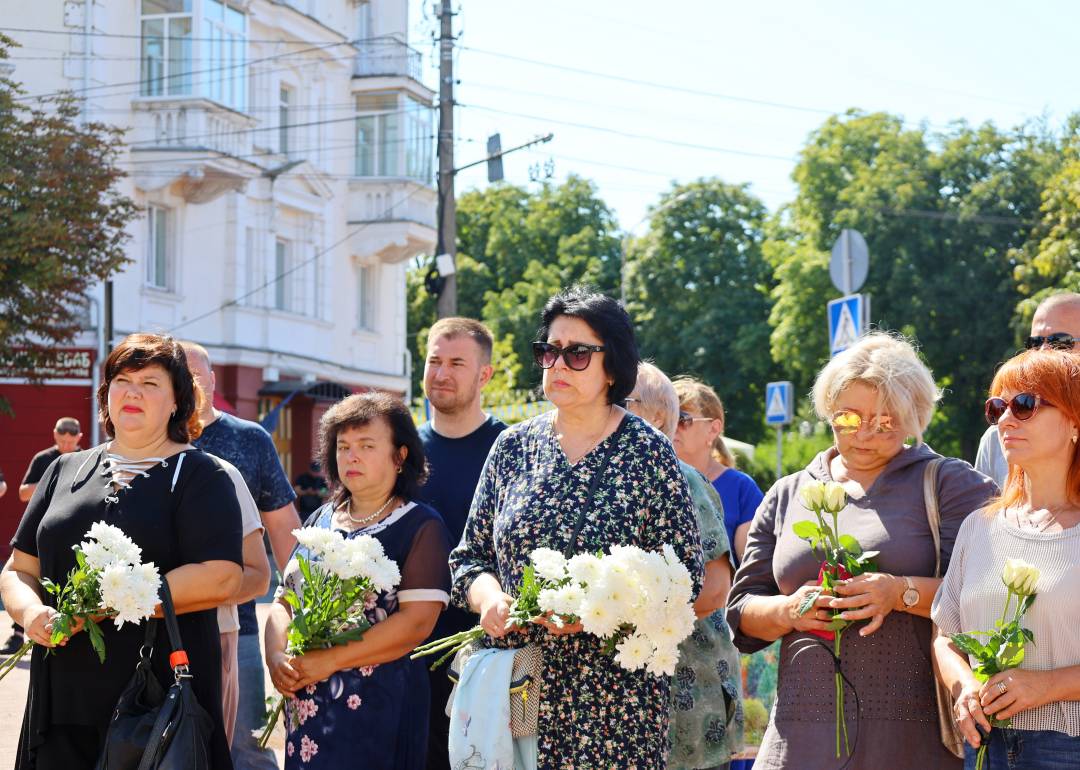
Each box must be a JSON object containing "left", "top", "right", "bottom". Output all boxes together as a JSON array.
[{"left": 0, "top": 0, "right": 436, "bottom": 520}]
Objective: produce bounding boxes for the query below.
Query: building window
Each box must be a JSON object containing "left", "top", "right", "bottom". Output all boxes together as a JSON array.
[
  {"left": 356, "top": 0, "right": 372, "bottom": 42},
  {"left": 279, "top": 85, "right": 292, "bottom": 155},
  {"left": 274, "top": 237, "right": 292, "bottom": 311},
  {"left": 203, "top": 0, "right": 247, "bottom": 111},
  {"left": 140, "top": 0, "right": 193, "bottom": 97},
  {"left": 146, "top": 206, "right": 171, "bottom": 289},
  {"left": 356, "top": 264, "right": 375, "bottom": 330},
  {"left": 355, "top": 93, "right": 432, "bottom": 181},
  {"left": 404, "top": 97, "right": 433, "bottom": 181}
]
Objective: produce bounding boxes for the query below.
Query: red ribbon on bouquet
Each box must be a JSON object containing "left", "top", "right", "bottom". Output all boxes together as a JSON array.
[{"left": 807, "top": 562, "right": 852, "bottom": 641}]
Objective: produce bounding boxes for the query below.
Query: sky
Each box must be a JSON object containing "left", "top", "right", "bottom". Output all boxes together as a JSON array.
[{"left": 410, "top": 0, "right": 1078, "bottom": 232}]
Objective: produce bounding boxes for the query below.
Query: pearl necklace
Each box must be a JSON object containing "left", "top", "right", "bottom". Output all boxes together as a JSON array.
[{"left": 345, "top": 494, "right": 397, "bottom": 526}]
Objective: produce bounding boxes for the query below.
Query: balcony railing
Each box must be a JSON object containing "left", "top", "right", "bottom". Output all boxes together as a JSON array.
[
  {"left": 355, "top": 39, "right": 423, "bottom": 81},
  {"left": 131, "top": 97, "right": 254, "bottom": 157}
]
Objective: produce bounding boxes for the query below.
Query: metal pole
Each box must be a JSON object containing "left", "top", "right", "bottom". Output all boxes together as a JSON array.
[
  {"left": 434, "top": 2, "right": 457, "bottom": 319},
  {"left": 775, "top": 425, "right": 783, "bottom": 482},
  {"left": 104, "top": 280, "right": 114, "bottom": 354},
  {"left": 842, "top": 230, "right": 852, "bottom": 296}
]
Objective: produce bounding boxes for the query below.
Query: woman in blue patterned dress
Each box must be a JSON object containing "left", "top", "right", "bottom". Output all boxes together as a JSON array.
[
  {"left": 265, "top": 393, "right": 452, "bottom": 769},
  {"left": 450, "top": 288, "right": 705, "bottom": 769}
]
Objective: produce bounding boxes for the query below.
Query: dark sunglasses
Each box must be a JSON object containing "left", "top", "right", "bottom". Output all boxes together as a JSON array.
[
  {"left": 1024, "top": 333, "right": 1079, "bottom": 351},
  {"left": 985, "top": 392, "right": 1055, "bottom": 425},
  {"left": 532, "top": 341, "right": 605, "bottom": 371},
  {"left": 677, "top": 411, "right": 713, "bottom": 429},
  {"left": 55, "top": 428, "right": 79, "bottom": 436},
  {"left": 830, "top": 409, "right": 896, "bottom": 435}
]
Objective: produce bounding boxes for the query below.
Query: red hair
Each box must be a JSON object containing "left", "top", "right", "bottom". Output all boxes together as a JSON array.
[{"left": 986, "top": 349, "right": 1080, "bottom": 515}]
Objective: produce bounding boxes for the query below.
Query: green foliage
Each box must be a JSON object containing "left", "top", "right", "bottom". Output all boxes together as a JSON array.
[
  {"left": 0, "top": 35, "right": 137, "bottom": 385},
  {"left": 739, "top": 424, "right": 834, "bottom": 490},
  {"left": 742, "top": 697, "right": 770, "bottom": 746},
  {"left": 625, "top": 179, "right": 775, "bottom": 442}
]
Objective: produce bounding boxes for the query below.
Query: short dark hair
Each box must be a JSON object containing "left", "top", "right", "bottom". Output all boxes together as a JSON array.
[
  {"left": 426, "top": 317, "right": 494, "bottom": 364},
  {"left": 98, "top": 333, "right": 203, "bottom": 443},
  {"left": 318, "top": 392, "right": 429, "bottom": 507},
  {"left": 536, "top": 286, "right": 640, "bottom": 404}
]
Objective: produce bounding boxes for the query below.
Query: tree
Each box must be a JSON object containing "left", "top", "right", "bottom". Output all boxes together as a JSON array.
[
  {"left": 624, "top": 179, "right": 774, "bottom": 442},
  {"left": 767, "top": 111, "right": 1055, "bottom": 458},
  {"left": 407, "top": 175, "right": 622, "bottom": 399},
  {"left": 0, "top": 35, "right": 137, "bottom": 392}
]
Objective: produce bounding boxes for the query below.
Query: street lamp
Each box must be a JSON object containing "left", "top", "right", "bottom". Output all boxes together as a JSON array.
[{"left": 619, "top": 188, "right": 696, "bottom": 306}]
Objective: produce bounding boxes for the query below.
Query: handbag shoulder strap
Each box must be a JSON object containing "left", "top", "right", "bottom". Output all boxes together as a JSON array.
[
  {"left": 922, "top": 457, "right": 946, "bottom": 578},
  {"left": 564, "top": 413, "right": 629, "bottom": 557}
]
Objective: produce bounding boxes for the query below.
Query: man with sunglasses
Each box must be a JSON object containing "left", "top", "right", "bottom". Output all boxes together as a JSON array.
[
  {"left": 975, "top": 292, "right": 1080, "bottom": 486},
  {"left": 4, "top": 417, "right": 83, "bottom": 654}
]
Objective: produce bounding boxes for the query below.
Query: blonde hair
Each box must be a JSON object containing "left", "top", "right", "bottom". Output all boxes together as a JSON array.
[
  {"left": 633, "top": 362, "right": 679, "bottom": 438},
  {"left": 672, "top": 376, "right": 737, "bottom": 468},
  {"left": 812, "top": 331, "right": 941, "bottom": 443}
]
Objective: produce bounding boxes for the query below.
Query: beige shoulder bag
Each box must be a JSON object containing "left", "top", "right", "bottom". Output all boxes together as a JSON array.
[{"left": 923, "top": 457, "right": 965, "bottom": 759}]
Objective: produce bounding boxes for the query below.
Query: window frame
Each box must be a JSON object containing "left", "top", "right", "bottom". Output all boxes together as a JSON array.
[{"left": 145, "top": 205, "right": 172, "bottom": 290}]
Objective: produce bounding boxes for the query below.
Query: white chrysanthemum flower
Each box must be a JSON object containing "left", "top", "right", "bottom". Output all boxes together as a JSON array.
[
  {"left": 566, "top": 553, "right": 604, "bottom": 587},
  {"left": 645, "top": 645, "right": 681, "bottom": 677},
  {"left": 614, "top": 633, "right": 653, "bottom": 671},
  {"left": 293, "top": 527, "right": 340, "bottom": 557},
  {"left": 579, "top": 595, "right": 621, "bottom": 638},
  {"left": 529, "top": 547, "right": 569, "bottom": 582},
  {"left": 368, "top": 557, "right": 402, "bottom": 593},
  {"left": 321, "top": 546, "right": 354, "bottom": 579},
  {"left": 78, "top": 540, "right": 124, "bottom": 570}
]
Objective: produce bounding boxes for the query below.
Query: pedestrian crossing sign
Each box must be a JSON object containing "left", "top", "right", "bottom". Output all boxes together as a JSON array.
[
  {"left": 765, "top": 381, "right": 794, "bottom": 425},
  {"left": 828, "top": 294, "right": 867, "bottom": 357}
]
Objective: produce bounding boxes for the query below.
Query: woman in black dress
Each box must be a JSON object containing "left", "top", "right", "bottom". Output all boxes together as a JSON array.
[{"left": 0, "top": 333, "right": 244, "bottom": 769}]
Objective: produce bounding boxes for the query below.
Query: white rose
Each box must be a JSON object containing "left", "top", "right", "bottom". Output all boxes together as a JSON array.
[
  {"left": 799, "top": 481, "right": 827, "bottom": 511},
  {"left": 1001, "top": 558, "right": 1040, "bottom": 597},
  {"left": 822, "top": 482, "right": 847, "bottom": 514}
]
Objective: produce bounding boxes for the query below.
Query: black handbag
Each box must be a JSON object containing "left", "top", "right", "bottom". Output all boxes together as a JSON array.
[{"left": 96, "top": 579, "right": 214, "bottom": 770}]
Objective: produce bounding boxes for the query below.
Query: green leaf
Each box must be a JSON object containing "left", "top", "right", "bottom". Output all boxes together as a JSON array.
[
  {"left": 826, "top": 617, "right": 849, "bottom": 632},
  {"left": 797, "top": 588, "right": 822, "bottom": 616},
  {"left": 837, "top": 535, "right": 862, "bottom": 556},
  {"left": 86, "top": 620, "right": 106, "bottom": 663},
  {"left": 949, "top": 633, "right": 989, "bottom": 660},
  {"left": 792, "top": 520, "right": 822, "bottom": 540}
]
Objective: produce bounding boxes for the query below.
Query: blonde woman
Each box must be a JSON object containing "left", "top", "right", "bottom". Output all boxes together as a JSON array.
[
  {"left": 725, "top": 332, "right": 996, "bottom": 770},
  {"left": 673, "top": 377, "right": 763, "bottom": 564}
]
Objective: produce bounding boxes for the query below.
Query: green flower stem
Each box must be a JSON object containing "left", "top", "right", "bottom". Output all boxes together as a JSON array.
[
  {"left": 257, "top": 697, "right": 284, "bottom": 749},
  {"left": 0, "top": 640, "right": 33, "bottom": 681}
]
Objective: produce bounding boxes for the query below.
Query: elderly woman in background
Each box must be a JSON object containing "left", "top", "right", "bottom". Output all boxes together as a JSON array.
[
  {"left": 627, "top": 362, "right": 742, "bottom": 770},
  {"left": 451, "top": 287, "right": 704, "bottom": 769},
  {"left": 725, "top": 332, "right": 997, "bottom": 769},
  {"left": 265, "top": 392, "right": 452, "bottom": 770},
  {"left": 1, "top": 333, "right": 243, "bottom": 769},
  {"left": 934, "top": 349, "right": 1080, "bottom": 769},
  {"left": 673, "top": 377, "right": 763, "bottom": 565}
]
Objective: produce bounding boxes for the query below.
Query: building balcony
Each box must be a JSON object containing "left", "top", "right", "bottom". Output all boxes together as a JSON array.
[
  {"left": 347, "top": 179, "right": 437, "bottom": 263},
  {"left": 129, "top": 97, "right": 259, "bottom": 202},
  {"left": 355, "top": 39, "right": 424, "bottom": 81}
]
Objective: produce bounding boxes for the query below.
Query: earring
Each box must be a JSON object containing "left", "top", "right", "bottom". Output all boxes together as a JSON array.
[
  {"left": 1073, "top": 435, "right": 1078, "bottom": 443},
  {"left": 171, "top": 409, "right": 177, "bottom": 417},
  {"left": 397, "top": 466, "right": 403, "bottom": 475}
]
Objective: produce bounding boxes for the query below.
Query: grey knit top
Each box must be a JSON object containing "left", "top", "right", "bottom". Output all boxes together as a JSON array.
[{"left": 932, "top": 509, "right": 1080, "bottom": 736}]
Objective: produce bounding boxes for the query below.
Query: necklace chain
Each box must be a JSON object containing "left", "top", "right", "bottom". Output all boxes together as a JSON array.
[
  {"left": 346, "top": 494, "right": 396, "bottom": 526},
  {"left": 557, "top": 405, "right": 615, "bottom": 464}
]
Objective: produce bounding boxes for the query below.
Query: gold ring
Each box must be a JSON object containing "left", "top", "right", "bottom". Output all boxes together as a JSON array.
[{"left": 998, "top": 681, "right": 1008, "bottom": 695}]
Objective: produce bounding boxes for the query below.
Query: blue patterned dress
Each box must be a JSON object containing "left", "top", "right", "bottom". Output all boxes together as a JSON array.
[
  {"left": 450, "top": 411, "right": 705, "bottom": 770},
  {"left": 279, "top": 501, "right": 451, "bottom": 770}
]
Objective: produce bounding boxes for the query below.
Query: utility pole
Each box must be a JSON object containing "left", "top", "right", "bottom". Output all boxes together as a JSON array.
[{"left": 435, "top": 1, "right": 457, "bottom": 318}]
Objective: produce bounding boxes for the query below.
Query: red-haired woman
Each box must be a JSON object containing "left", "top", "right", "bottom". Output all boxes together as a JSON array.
[{"left": 933, "top": 348, "right": 1080, "bottom": 769}]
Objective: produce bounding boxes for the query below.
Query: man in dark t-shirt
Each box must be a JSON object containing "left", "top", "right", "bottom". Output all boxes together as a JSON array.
[
  {"left": 3, "top": 417, "right": 82, "bottom": 654},
  {"left": 293, "top": 461, "right": 327, "bottom": 515},
  {"left": 183, "top": 342, "right": 299, "bottom": 770},
  {"left": 417, "top": 318, "right": 507, "bottom": 770}
]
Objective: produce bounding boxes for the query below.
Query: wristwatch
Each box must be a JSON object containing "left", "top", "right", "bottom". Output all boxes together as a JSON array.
[{"left": 900, "top": 576, "right": 920, "bottom": 610}]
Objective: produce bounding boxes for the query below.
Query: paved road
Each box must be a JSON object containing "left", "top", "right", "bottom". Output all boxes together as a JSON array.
[{"left": 0, "top": 607, "right": 286, "bottom": 766}]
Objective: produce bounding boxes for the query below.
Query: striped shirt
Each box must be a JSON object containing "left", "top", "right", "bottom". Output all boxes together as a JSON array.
[{"left": 932, "top": 508, "right": 1080, "bottom": 736}]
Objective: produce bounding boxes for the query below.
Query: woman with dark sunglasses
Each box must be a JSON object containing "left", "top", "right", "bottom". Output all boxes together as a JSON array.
[
  {"left": 449, "top": 287, "right": 705, "bottom": 770},
  {"left": 726, "top": 332, "right": 996, "bottom": 769},
  {"left": 933, "top": 348, "right": 1080, "bottom": 769}
]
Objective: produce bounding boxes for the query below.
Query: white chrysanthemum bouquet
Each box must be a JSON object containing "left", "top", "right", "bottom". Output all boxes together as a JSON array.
[
  {"left": 0, "top": 522, "right": 162, "bottom": 680},
  {"left": 412, "top": 544, "right": 697, "bottom": 677},
  {"left": 258, "top": 526, "right": 401, "bottom": 747}
]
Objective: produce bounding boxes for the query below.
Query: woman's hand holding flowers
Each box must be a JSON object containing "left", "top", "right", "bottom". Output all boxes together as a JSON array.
[
  {"left": 291, "top": 648, "right": 341, "bottom": 690},
  {"left": 478, "top": 590, "right": 516, "bottom": 639},
  {"left": 828, "top": 573, "right": 905, "bottom": 636},
  {"left": 954, "top": 676, "right": 992, "bottom": 748},
  {"left": 786, "top": 582, "right": 838, "bottom": 634},
  {"left": 980, "top": 669, "right": 1052, "bottom": 721},
  {"left": 268, "top": 650, "right": 302, "bottom": 696},
  {"left": 533, "top": 611, "right": 583, "bottom": 636}
]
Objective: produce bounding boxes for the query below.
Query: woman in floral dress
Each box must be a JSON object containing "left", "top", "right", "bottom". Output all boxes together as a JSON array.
[
  {"left": 450, "top": 289, "right": 705, "bottom": 769},
  {"left": 266, "top": 393, "right": 452, "bottom": 769}
]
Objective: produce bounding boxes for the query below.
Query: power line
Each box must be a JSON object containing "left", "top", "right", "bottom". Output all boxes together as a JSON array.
[
  {"left": 462, "top": 103, "right": 796, "bottom": 162},
  {"left": 168, "top": 183, "right": 432, "bottom": 333},
  {"left": 459, "top": 45, "right": 835, "bottom": 117},
  {"left": 0, "top": 26, "right": 403, "bottom": 46}
]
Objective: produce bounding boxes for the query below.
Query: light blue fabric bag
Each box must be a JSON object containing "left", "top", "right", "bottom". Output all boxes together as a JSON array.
[{"left": 448, "top": 648, "right": 538, "bottom": 770}]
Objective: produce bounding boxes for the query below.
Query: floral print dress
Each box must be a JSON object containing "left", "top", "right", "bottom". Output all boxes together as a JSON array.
[
  {"left": 450, "top": 411, "right": 705, "bottom": 770},
  {"left": 279, "top": 501, "right": 451, "bottom": 770},
  {"left": 669, "top": 464, "right": 744, "bottom": 770}
]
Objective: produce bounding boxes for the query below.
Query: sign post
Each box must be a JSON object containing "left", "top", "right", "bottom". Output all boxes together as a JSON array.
[{"left": 765, "top": 381, "right": 794, "bottom": 482}]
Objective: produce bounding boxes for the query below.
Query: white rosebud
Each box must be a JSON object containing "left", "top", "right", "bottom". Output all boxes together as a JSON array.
[
  {"left": 799, "top": 481, "right": 827, "bottom": 511},
  {"left": 1001, "top": 558, "right": 1040, "bottom": 597},
  {"left": 822, "top": 482, "right": 847, "bottom": 514}
]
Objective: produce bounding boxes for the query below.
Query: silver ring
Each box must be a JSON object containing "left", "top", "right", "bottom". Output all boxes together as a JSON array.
[{"left": 998, "top": 681, "right": 1008, "bottom": 695}]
